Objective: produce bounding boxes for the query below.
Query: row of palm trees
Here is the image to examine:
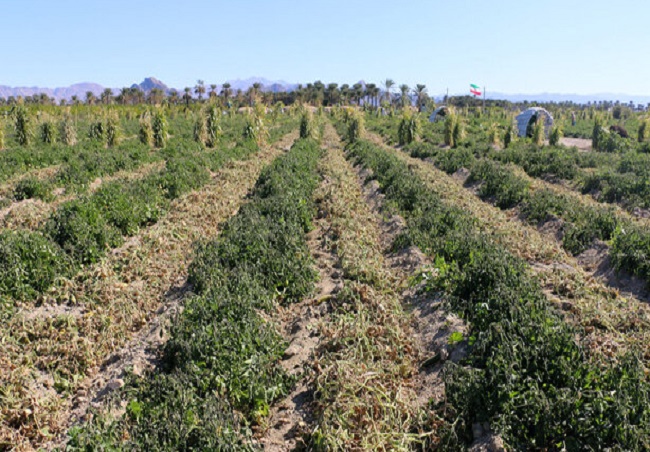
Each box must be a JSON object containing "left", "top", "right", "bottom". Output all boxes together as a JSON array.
[{"left": 0, "top": 79, "right": 430, "bottom": 109}]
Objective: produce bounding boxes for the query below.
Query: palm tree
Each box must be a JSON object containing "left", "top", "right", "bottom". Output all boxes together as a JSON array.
[
  {"left": 399, "top": 84, "right": 410, "bottom": 108},
  {"left": 220, "top": 83, "right": 232, "bottom": 105},
  {"left": 383, "top": 79, "right": 395, "bottom": 105},
  {"left": 169, "top": 89, "right": 179, "bottom": 105},
  {"left": 325, "top": 83, "right": 339, "bottom": 106},
  {"left": 101, "top": 88, "right": 113, "bottom": 105},
  {"left": 352, "top": 83, "right": 364, "bottom": 105},
  {"left": 365, "top": 83, "right": 377, "bottom": 107},
  {"left": 413, "top": 84, "right": 428, "bottom": 111},
  {"left": 249, "top": 82, "right": 262, "bottom": 106},
  {"left": 340, "top": 84, "right": 350, "bottom": 105},
  {"left": 183, "top": 87, "right": 192, "bottom": 107},
  {"left": 194, "top": 80, "right": 206, "bottom": 101},
  {"left": 85, "top": 91, "right": 96, "bottom": 105},
  {"left": 209, "top": 84, "right": 217, "bottom": 101},
  {"left": 71, "top": 95, "right": 80, "bottom": 106}
]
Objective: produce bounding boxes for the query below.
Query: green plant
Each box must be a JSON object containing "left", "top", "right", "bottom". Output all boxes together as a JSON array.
[
  {"left": 531, "top": 115, "right": 545, "bottom": 146},
  {"left": 40, "top": 119, "right": 58, "bottom": 144},
  {"left": 139, "top": 111, "right": 153, "bottom": 146},
  {"left": 152, "top": 109, "right": 169, "bottom": 148},
  {"left": 0, "top": 230, "right": 73, "bottom": 299},
  {"left": 14, "top": 177, "right": 54, "bottom": 202},
  {"left": 549, "top": 124, "right": 563, "bottom": 146},
  {"left": 444, "top": 112, "right": 456, "bottom": 147},
  {"left": 14, "top": 106, "right": 33, "bottom": 146},
  {"left": 487, "top": 122, "right": 500, "bottom": 147},
  {"left": 397, "top": 111, "right": 419, "bottom": 145},
  {"left": 299, "top": 108, "right": 319, "bottom": 141},
  {"left": 503, "top": 123, "right": 516, "bottom": 148},
  {"left": 205, "top": 106, "right": 221, "bottom": 148},
  {"left": 638, "top": 119, "right": 649, "bottom": 143},
  {"left": 45, "top": 199, "right": 123, "bottom": 264}
]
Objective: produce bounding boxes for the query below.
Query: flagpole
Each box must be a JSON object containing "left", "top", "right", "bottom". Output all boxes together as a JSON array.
[{"left": 483, "top": 86, "right": 486, "bottom": 111}]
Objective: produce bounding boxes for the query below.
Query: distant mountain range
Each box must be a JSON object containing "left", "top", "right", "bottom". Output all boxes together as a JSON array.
[{"left": 1, "top": 77, "right": 649, "bottom": 105}]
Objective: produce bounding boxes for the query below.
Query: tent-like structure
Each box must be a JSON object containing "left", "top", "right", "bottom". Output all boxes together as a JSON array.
[
  {"left": 515, "top": 107, "right": 554, "bottom": 138},
  {"left": 429, "top": 106, "right": 451, "bottom": 123}
]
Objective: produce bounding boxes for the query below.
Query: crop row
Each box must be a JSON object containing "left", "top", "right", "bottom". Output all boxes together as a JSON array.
[
  {"left": 368, "top": 113, "right": 650, "bottom": 212},
  {"left": 399, "top": 140, "right": 650, "bottom": 286},
  {"left": 0, "top": 138, "right": 261, "bottom": 310},
  {"left": 67, "top": 138, "right": 323, "bottom": 450},
  {"left": 346, "top": 138, "right": 650, "bottom": 450}
]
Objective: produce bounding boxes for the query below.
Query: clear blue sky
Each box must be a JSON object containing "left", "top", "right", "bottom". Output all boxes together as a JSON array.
[{"left": 2, "top": 0, "right": 649, "bottom": 96}]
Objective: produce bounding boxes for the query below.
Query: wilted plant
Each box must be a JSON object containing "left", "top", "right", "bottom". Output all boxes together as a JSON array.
[
  {"left": 299, "top": 108, "right": 319, "bottom": 140},
  {"left": 105, "top": 111, "right": 120, "bottom": 147},
  {"left": 487, "top": 122, "right": 501, "bottom": 147},
  {"left": 193, "top": 113, "right": 207, "bottom": 145},
  {"left": 14, "top": 106, "right": 33, "bottom": 146},
  {"left": 243, "top": 105, "right": 269, "bottom": 146},
  {"left": 139, "top": 110, "right": 153, "bottom": 146},
  {"left": 60, "top": 116, "right": 77, "bottom": 145},
  {"left": 346, "top": 111, "right": 365, "bottom": 143},
  {"left": 444, "top": 112, "right": 457, "bottom": 147},
  {"left": 152, "top": 109, "right": 169, "bottom": 148}
]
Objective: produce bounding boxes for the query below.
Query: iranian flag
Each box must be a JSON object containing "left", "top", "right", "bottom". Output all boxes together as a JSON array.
[{"left": 470, "top": 84, "right": 482, "bottom": 96}]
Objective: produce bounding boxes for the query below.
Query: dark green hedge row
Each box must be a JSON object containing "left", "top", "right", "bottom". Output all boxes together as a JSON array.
[
  {"left": 67, "top": 138, "right": 322, "bottom": 450},
  {"left": 347, "top": 139, "right": 650, "bottom": 451}
]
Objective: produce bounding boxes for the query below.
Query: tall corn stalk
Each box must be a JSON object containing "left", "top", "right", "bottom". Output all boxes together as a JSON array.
[
  {"left": 193, "top": 113, "right": 207, "bottom": 146},
  {"left": 398, "top": 110, "right": 419, "bottom": 145},
  {"left": 205, "top": 106, "right": 221, "bottom": 148},
  {"left": 14, "top": 107, "right": 33, "bottom": 146},
  {"left": 60, "top": 116, "right": 77, "bottom": 146},
  {"left": 40, "top": 117, "right": 58, "bottom": 144},
  {"left": 105, "top": 111, "right": 120, "bottom": 147},
  {"left": 152, "top": 109, "right": 169, "bottom": 148},
  {"left": 139, "top": 110, "right": 153, "bottom": 146}
]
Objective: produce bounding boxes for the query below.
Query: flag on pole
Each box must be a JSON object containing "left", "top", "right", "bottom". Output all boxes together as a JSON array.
[{"left": 470, "top": 84, "right": 482, "bottom": 96}]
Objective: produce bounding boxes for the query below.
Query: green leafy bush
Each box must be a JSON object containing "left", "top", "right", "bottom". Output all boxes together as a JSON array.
[
  {"left": 13, "top": 177, "right": 54, "bottom": 202},
  {"left": 0, "top": 230, "right": 72, "bottom": 299},
  {"left": 45, "top": 199, "right": 123, "bottom": 264}
]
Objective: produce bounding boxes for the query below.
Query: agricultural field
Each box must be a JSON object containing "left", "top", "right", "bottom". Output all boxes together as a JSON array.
[{"left": 1, "top": 102, "right": 650, "bottom": 451}]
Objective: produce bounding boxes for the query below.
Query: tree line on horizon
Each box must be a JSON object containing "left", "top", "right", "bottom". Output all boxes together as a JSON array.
[{"left": 1, "top": 78, "right": 646, "bottom": 112}]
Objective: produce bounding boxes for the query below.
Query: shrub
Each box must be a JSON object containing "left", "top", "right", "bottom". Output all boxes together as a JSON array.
[
  {"left": 346, "top": 111, "right": 365, "bottom": 143},
  {"left": 205, "top": 106, "right": 220, "bottom": 148},
  {"left": 638, "top": 120, "right": 649, "bottom": 143},
  {"left": 92, "top": 179, "right": 167, "bottom": 236},
  {"left": 45, "top": 199, "right": 123, "bottom": 264},
  {"left": 0, "top": 230, "right": 73, "bottom": 299},
  {"left": 193, "top": 114, "right": 207, "bottom": 146},
  {"left": 105, "top": 111, "right": 120, "bottom": 147},
  {"left": 14, "top": 177, "right": 54, "bottom": 202}
]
